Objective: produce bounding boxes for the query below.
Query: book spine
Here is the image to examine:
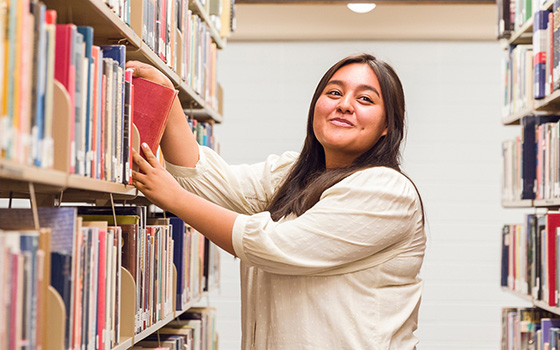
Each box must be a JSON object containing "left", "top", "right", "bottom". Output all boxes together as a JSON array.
[{"left": 534, "top": 10, "right": 551, "bottom": 100}]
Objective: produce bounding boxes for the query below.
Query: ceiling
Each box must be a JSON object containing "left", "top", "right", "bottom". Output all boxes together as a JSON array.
[{"left": 228, "top": 2, "right": 499, "bottom": 41}]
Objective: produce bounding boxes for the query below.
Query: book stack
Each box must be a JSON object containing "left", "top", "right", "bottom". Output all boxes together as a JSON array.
[
  {"left": 0, "top": 228, "right": 50, "bottom": 350},
  {"left": 501, "top": 212, "right": 560, "bottom": 307},
  {"left": 499, "top": 2, "right": 560, "bottom": 117},
  {"left": 501, "top": 307, "right": 560, "bottom": 350},
  {"left": 502, "top": 44, "right": 533, "bottom": 117},
  {"left": 133, "top": 306, "right": 218, "bottom": 350},
  {"left": 103, "top": 0, "right": 131, "bottom": 26},
  {"left": 132, "top": 0, "right": 226, "bottom": 112},
  {"left": 502, "top": 115, "right": 560, "bottom": 203},
  {"left": 0, "top": 206, "right": 220, "bottom": 349},
  {"left": 1, "top": 0, "right": 227, "bottom": 182},
  {"left": 0, "top": 0, "right": 138, "bottom": 183},
  {"left": 0, "top": 0, "right": 229, "bottom": 348},
  {"left": 188, "top": 118, "right": 216, "bottom": 150}
]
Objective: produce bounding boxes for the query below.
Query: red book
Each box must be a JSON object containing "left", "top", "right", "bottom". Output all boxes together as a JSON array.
[
  {"left": 124, "top": 69, "right": 134, "bottom": 184},
  {"left": 546, "top": 212, "right": 560, "bottom": 306},
  {"left": 54, "top": 24, "right": 77, "bottom": 174},
  {"left": 131, "top": 77, "right": 177, "bottom": 160},
  {"left": 97, "top": 227, "right": 107, "bottom": 350}
]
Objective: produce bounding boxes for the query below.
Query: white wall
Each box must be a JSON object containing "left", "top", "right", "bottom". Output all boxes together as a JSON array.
[{"left": 202, "top": 41, "right": 531, "bottom": 349}]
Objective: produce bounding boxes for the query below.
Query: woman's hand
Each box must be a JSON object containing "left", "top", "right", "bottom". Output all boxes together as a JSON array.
[
  {"left": 132, "top": 142, "right": 237, "bottom": 256},
  {"left": 125, "top": 60, "right": 174, "bottom": 89},
  {"left": 132, "top": 143, "right": 185, "bottom": 212}
]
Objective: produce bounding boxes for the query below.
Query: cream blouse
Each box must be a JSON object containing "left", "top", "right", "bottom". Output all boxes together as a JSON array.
[{"left": 166, "top": 146, "right": 426, "bottom": 350}]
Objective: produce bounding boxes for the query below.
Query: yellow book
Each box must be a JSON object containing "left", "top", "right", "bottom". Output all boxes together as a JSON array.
[{"left": 80, "top": 214, "right": 140, "bottom": 226}]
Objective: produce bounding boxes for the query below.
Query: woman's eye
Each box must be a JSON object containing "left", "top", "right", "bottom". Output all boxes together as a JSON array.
[
  {"left": 359, "top": 96, "right": 373, "bottom": 103},
  {"left": 326, "top": 90, "right": 341, "bottom": 96}
]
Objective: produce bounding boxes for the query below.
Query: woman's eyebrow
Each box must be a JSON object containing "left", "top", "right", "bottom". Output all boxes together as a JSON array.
[{"left": 327, "top": 80, "right": 381, "bottom": 97}]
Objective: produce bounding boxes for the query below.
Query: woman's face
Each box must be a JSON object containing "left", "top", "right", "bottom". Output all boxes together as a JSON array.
[{"left": 313, "top": 63, "right": 387, "bottom": 169}]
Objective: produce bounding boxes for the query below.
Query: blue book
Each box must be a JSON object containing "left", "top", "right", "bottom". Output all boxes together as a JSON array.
[
  {"left": 20, "top": 232, "right": 39, "bottom": 350},
  {"left": 100, "top": 45, "right": 125, "bottom": 70},
  {"left": 520, "top": 115, "right": 560, "bottom": 200},
  {"left": 50, "top": 251, "right": 72, "bottom": 350},
  {"left": 77, "top": 26, "right": 94, "bottom": 178},
  {"left": 542, "top": 318, "right": 560, "bottom": 349},
  {"left": 501, "top": 225, "right": 510, "bottom": 287},
  {"left": 31, "top": 2, "right": 47, "bottom": 167},
  {"left": 533, "top": 10, "right": 551, "bottom": 100},
  {"left": 170, "top": 216, "right": 187, "bottom": 310}
]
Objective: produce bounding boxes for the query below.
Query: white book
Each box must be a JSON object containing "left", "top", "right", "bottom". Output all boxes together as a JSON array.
[{"left": 103, "top": 58, "right": 114, "bottom": 182}]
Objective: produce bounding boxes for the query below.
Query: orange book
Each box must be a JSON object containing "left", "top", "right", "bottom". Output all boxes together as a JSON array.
[{"left": 131, "top": 77, "right": 177, "bottom": 160}]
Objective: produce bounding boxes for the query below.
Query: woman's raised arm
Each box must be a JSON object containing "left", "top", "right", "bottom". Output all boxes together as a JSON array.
[{"left": 125, "top": 60, "right": 200, "bottom": 168}]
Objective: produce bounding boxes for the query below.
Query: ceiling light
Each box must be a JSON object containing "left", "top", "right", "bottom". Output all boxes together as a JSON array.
[{"left": 347, "top": 3, "right": 376, "bottom": 13}]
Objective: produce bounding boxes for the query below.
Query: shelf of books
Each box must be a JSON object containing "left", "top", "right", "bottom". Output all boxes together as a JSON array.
[
  {"left": 0, "top": 206, "right": 221, "bottom": 350},
  {"left": 0, "top": 0, "right": 231, "bottom": 348},
  {"left": 498, "top": 0, "right": 560, "bottom": 347}
]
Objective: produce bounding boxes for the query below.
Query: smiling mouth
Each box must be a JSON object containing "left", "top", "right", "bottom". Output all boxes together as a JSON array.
[{"left": 329, "top": 118, "right": 354, "bottom": 127}]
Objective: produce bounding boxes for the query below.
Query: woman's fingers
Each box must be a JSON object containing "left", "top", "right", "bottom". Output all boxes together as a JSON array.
[
  {"left": 125, "top": 60, "right": 174, "bottom": 88},
  {"left": 131, "top": 169, "right": 146, "bottom": 188},
  {"left": 132, "top": 146, "right": 155, "bottom": 175},
  {"left": 140, "top": 143, "right": 161, "bottom": 168}
]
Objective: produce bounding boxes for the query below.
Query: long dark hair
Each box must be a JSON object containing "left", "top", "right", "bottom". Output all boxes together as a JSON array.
[{"left": 267, "top": 53, "right": 422, "bottom": 221}]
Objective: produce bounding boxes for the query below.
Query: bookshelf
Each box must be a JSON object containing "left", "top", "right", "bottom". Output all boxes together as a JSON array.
[
  {"left": 0, "top": 0, "right": 230, "bottom": 349},
  {"left": 499, "top": 0, "right": 560, "bottom": 347}
]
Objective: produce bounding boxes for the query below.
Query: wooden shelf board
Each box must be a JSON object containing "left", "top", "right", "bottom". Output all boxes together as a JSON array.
[
  {"left": 133, "top": 312, "right": 176, "bottom": 344},
  {"left": 187, "top": 107, "right": 223, "bottom": 123},
  {"left": 509, "top": 20, "right": 534, "bottom": 46},
  {"left": 44, "top": 0, "right": 142, "bottom": 48},
  {"left": 535, "top": 90, "right": 560, "bottom": 112},
  {"left": 502, "top": 199, "right": 533, "bottom": 208},
  {"left": 502, "top": 287, "right": 533, "bottom": 303},
  {"left": 66, "top": 174, "right": 136, "bottom": 195},
  {"left": 502, "top": 107, "right": 533, "bottom": 125},
  {"left": 113, "top": 338, "right": 133, "bottom": 350},
  {"left": 534, "top": 198, "right": 560, "bottom": 207},
  {"left": 501, "top": 287, "right": 560, "bottom": 316},
  {"left": 533, "top": 299, "right": 560, "bottom": 315},
  {"left": 0, "top": 159, "right": 67, "bottom": 191}
]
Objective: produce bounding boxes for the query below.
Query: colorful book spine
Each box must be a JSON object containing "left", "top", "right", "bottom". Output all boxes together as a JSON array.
[
  {"left": 54, "top": 23, "right": 77, "bottom": 174},
  {"left": 534, "top": 10, "right": 551, "bottom": 100}
]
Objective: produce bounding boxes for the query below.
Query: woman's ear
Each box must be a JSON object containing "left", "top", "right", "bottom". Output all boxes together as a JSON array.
[{"left": 381, "top": 128, "right": 388, "bottom": 137}]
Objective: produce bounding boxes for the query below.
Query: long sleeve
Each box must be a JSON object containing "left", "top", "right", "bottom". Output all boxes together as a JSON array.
[
  {"left": 165, "top": 145, "right": 298, "bottom": 215},
  {"left": 232, "top": 166, "right": 423, "bottom": 276}
]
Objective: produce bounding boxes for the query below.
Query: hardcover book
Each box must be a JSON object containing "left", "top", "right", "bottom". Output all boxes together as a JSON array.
[{"left": 131, "top": 77, "right": 177, "bottom": 160}]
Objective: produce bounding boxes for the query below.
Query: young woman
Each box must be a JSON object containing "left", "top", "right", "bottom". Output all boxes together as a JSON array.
[{"left": 128, "top": 53, "right": 426, "bottom": 349}]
